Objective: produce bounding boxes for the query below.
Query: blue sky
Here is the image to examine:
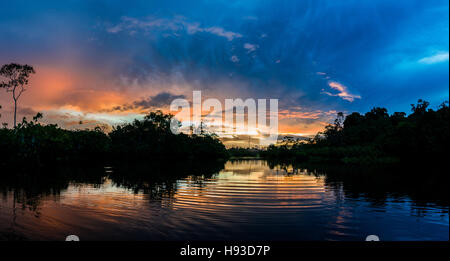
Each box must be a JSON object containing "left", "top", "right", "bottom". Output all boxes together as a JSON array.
[{"left": 0, "top": 0, "right": 448, "bottom": 134}]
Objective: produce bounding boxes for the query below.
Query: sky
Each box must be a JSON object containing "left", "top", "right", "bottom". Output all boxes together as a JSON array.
[{"left": 0, "top": 0, "right": 448, "bottom": 144}]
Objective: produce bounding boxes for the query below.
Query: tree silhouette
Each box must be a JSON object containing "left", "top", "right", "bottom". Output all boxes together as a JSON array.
[
  {"left": 262, "top": 99, "right": 449, "bottom": 165},
  {"left": 0, "top": 63, "right": 35, "bottom": 128}
]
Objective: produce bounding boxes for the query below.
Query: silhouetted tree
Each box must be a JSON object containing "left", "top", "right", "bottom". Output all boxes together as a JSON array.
[
  {"left": 109, "top": 110, "right": 228, "bottom": 162},
  {"left": 410, "top": 99, "right": 430, "bottom": 115},
  {"left": 0, "top": 63, "right": 35, "bottom": 128},
  {"left": 262, "top": 99, "right": 449, "bottom": 165}
]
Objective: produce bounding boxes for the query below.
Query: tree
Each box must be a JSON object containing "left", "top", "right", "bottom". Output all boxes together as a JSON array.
[
  {"left": 410, "top": 99, "right": 430, "bottom": 115},
  {"left": 0, "top": 63, "right": 35, "bottom": 128},
  {"left": 334, "top": 112, "right": 345, "bottom": 130}
]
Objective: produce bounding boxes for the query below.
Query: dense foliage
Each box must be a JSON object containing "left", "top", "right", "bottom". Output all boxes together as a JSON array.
[
  {"left": 1, "top": 99, "right": 447, "bottom": 169},
  {"left": 262, "top": 100, "right": 449, "bottom": 164},
  {"left": 0, "top": 113, "right": 110, "bottom": 167},
  {"left": 227, "top": 147, "right": 262, "bottom": 158},
  {"left": 109, "top": 111, "right": 228, "bottom": 161},
  {"left": 0, "top": 110, "right": 228, "bottom": 170}
]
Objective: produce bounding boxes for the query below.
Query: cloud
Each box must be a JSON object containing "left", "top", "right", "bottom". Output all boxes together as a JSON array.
[
  {"left": 107, "top": 16, "right": 242, "bottom": 41},
  {"left": 230, "top": 55, "right": 239, "bottom": 63},
  {"left": 106, "top": 16, "right": 185, "bottom": 33},
  {"left": 200, "top": 26, "right": 242, "bottom": 41},
  {"left": 278, "top": 110, "right": 322, "bottom": 120},
  {"left": 41, "top": 107, "right": 142, "bottom": 130},
  {"left": 322, "top": 81, "right": 361, "bottom": 102},
  {"left": 418, "top": 51, "right": 449, "bottom": 64},
  {"left": 105, "top": 92, "right": 186, "bottom": 112},
  {"left": 1, "top": 0, "right": 447, "bottom": 136},
  {"left": 244, "top": 43, "right": 258, "bottom": 52},
  {"left": 134, "top": 92, "right": 186, "bottom": 108},
  {"left": 278, "top": 106, "right": 339, "bottom": 121}
]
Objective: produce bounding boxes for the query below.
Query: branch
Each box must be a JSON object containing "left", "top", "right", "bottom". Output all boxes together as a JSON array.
[{"left": 16, "top": 86, "right": 26, "bottom": 100}]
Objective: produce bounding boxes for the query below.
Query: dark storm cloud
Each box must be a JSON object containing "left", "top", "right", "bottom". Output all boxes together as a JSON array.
[
  {"left": 0, "top": 0, "right": 448, "bottom": 120},
  {"left": 105, "top": 92, "right": 186, "bottom": 112},
  {"left": 133, "top": 92, "right": 186, "bottom": 108},
  {"left": 96, "top": 0, "right": 448, "bottom": 112}
]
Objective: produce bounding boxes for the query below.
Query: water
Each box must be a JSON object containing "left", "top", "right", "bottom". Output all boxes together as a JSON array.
[{"left": 0, "top": 160, "right": 448, "bottom": 241}]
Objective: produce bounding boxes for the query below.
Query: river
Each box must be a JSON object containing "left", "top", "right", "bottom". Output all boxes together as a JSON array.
[{"left": 0, "top": 160, "right": 448, "bottom": 241}]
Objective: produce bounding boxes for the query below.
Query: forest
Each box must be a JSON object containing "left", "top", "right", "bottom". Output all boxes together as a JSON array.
[
  {"left": 262, "top": 100, "right": 449, "bottom": 165},
  {"left": 1, "top": 99, "right": 448, "bottom": 172},
  {"left": 0, "top": 110, "right": 228, "bottom": 170}
]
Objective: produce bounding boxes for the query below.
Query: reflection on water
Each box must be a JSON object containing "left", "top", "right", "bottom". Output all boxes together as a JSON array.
[{"left": 0, "top": 160, "right": 448, "bottom": 241}]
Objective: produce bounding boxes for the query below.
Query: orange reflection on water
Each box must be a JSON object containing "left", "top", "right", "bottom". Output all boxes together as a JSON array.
[{"left": 170, "top": 160, "right": 330, "bottom": 213}]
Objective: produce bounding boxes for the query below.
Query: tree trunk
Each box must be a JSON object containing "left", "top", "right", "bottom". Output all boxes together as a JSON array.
[{"left": 13, "top": 98, "right": 17, "bottom": 128}]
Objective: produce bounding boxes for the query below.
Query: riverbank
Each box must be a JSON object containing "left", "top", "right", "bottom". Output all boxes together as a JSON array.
[{"left": 0, "top": 111, "right": 229, "bottom": 171}]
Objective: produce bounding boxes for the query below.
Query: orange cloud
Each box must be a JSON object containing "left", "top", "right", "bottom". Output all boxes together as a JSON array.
[
  {"left": 0, "top": 64, "right": 338, "bottom": 142},
  {"left": 278, "top": 109, "right": 322, "bottom": 119},
  {"left": 22, "top": 66, "right": 131, "bottom": 111},
  {"left": 322, "top": 81, "right": 361, "bottom": 102}
]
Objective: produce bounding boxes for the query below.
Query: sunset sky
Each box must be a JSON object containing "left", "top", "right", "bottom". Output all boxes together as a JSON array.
[{"left": 0, "top": 0, "right": 448, "bottom": 144}]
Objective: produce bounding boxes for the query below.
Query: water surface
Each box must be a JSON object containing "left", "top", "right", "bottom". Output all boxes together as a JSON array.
[{"left": 0, "top": 160, "right": 448, "bottom": 241}]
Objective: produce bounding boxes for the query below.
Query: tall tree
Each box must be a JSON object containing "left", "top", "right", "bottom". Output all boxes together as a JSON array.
[{"left": 0, "top": 63, "right": 35, "bottom": 128}]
